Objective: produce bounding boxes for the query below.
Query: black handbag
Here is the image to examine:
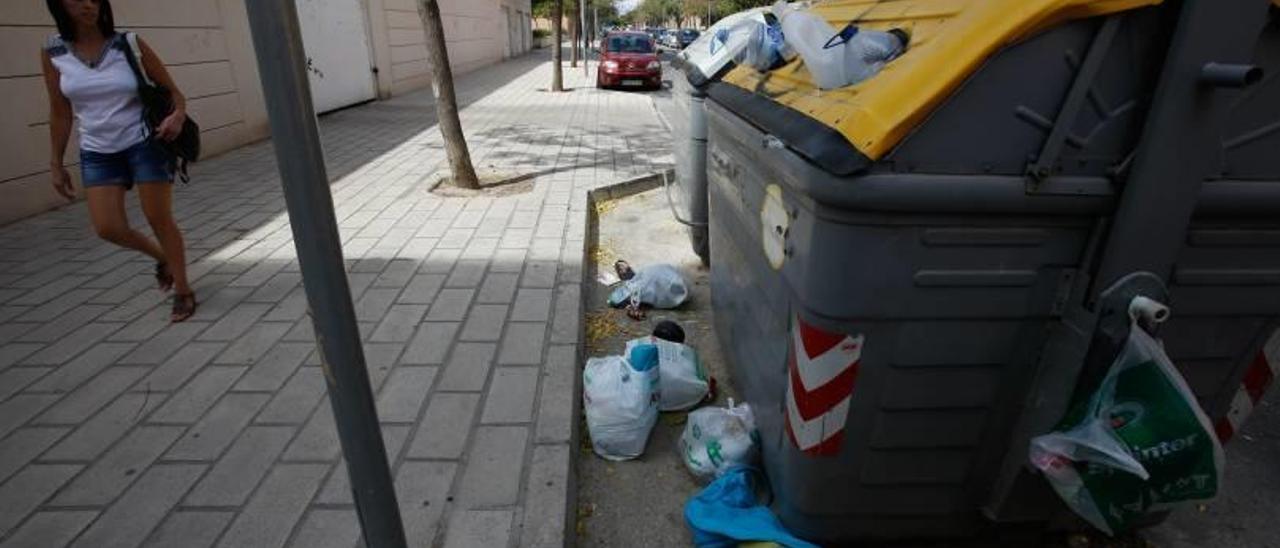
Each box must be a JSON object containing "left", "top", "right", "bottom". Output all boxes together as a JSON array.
[{"left": 120, "top": 32, "right": 200, "bottom": 182}]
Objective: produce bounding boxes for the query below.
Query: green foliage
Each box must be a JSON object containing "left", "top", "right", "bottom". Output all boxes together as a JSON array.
[{"left": 533, "top": 28, "right": 552, "bottom": 39}]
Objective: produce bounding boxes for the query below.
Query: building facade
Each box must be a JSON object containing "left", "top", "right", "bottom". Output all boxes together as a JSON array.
[{"left": 0, "top": 0, "right": 531, "bottom": 225}]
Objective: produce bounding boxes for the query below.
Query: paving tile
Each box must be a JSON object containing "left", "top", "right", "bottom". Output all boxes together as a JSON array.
[
  {"left": 442, "top": 510, "right": 513, "bottom": 548},
  {"left": 117, "top": 321, "right": 209, "bottom": 364},
  {"left": 148, "top": 367, "right": 246, "bottom": 424},
  {"left": 519, "top": 444, "right": 572, "bottom": 548},
  {"left": 315, "top": 425, "right": 411, "bottom": 505},
  {"left": 0, "top": 394, "right": 61, "bottom": 440},
  {"left": 402, "top": 322, "right": 459, "bottom": 365},
  {"left": 288, "top": 509, "right": 360, "bottom": 548},
  {"left": 52, "top": 426, "right": 184, "bottom": 506},
  {"left": 233, "top": 342, "right": 313, "bottom": 392},
  {"left": 475, "top": 273, "right": 519, "bottom": 304},
  {"left": 44, "top": 394, "right": 165, "bottom": 461},
  {"left": 69, "top": 464, "right": 205, "bottom": 548},
  {"left": 456, "top": 426, "right": 528, "bottom": 507},
  {"left": 0, "top": 343, "right": 44, "bottom": 370},
  {"left": 550, "top": 284, "right": 581, "bottom": 344},
  {"left": 373, "top": 258, "right": 419, "bottom": 289},
  {"left": 497, "top": 322, "right": 547, "bottom": 365},
  {"left": 459, "top": 304, "right": 508, "bottom": 342},
  {"left": 489, "top": 248, "right": 526, "bottom": 273},
  {"left": 214, "top": 464, "right": 328, "bottom": 548},
  {"left": 0, "top": 510, "right": 97, "bottom": 548},
  {"left": 396, "top": 461, "right": 458, "bottom": 547},
  {"left": 0, "top": 428, "right": 68, "bottom": 484},
  {"left": 397, "top": 274, "right": 445, "bottom": 304},
  {"left": 445, "top": 260, "right": 487, "bottom": 288},
  {"left": 375, "top": 366, "right": 438, "bottom": 423},
  {"left": 256, "top": 366, "right": 326, "bottom": 425},
  {"left": 135, "top": 342, "right": 225, "bottom": 392},
  {"left": 247, "top": 272, "right": 302, "bottom": 304},
  {"left": 282, "top": 403, "right": 339, "bottom": 462},
  {"left": 509, "top": 288, "right": 553, "bottom": 322},
  {"left": 437, "top": 343, "right": 497, "bottom": 392},
  {"left": 0, "top": 367, "right": 50, "bottom": 401},
  {"left": 143, "top": 511, "right": 233, "bottom": 548},
  {"left": 183, "top": 426, "right": 294, "bottom": 507},
  {"left": 197, "top": 303, "right": 272, "bottom": 341},
  {"left": 0, "top": 464, "right": 82, "bottom": 537},
  {"left": 354, "top": 288, "right": 400, "bottom": 323},
  {"left": 21, "top": 322, "right": 121, "bottom": 365},
  {"left": 213, "top": 322, "right": 292, "bottom": 365},
  {"left": 264, "top": 288, "right": 309, "bottom": 322},
  {"left": 35, "top": 366, "right": 147, "bottom": 425},
  {"left": 369, "top": 304, "right": 428, "bottom": 343},
  {"left": 26, "top": 342, "right": 134, "bottom": 394},
  {"left": 164, "top": 393, "right": 271, "bottom": 461},
  {"left": 18, "top": 303, "right": 113, "bottom": 343},
  {"left": 405, "top": 393, "right": 480, "bottom": 460},
  {"left": 521, "top": 260, "right": 559, "bottom": 288},
  {"left": 420, "top": 247, "right": 461, "bottom": 275},
  {"left": 425, "top": 289, "right": 475, "bottom": 322},
  {"left": 481, "top": 368, "right": 539, "bottom": 424}
]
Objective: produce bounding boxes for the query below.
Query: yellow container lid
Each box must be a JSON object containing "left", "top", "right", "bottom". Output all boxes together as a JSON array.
[{"left": 720, "top": 0, "right": 1164, "bottom": 161}]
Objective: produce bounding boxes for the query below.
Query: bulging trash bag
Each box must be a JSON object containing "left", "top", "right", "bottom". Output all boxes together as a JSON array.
[
  {"left": 825, "top": 24, "right": 908, "bottom": 86},
  {"left": 680, "top": 399, "right": 759, "bottom": 482},
  {"left": 583, "top": 344, "right": 661, "bottom": 461},
  {"left": 1029, "top": 298, "right": 1224, "bottom": 535},
  {"left": 626, "top": 336, "right": 710, "bottom": 411},
  {"left": 720, "top": 18, "right": 792, "bottom": 72},
  {"left": 772, "top": 0, "right": 845, "bottom": 89},
  {"left": 607, "top": 264, "right": 689, "bottom": 309}
]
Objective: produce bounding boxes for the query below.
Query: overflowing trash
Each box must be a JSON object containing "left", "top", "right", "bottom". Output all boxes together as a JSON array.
[
  {"left": 607, "top": 263, "right": 690, "bottom": 320},
  {"left": 685, "top": 466, "right": 818, "bottom": 548},
  {"left": 625, "top": 335, "right": 711, "bottom": 411},
  {"left": 771, "top": 0, "right": 908, "bottom": 89},
  {"left": 680, "top": 399, "right": 759, "bottom": 482},
  {"left": 1030, "top": 297, "right": 1224, "bottom": 535},
  {"left": 583, "top": 344, "right": 661, "bottom": 461},
  {"left": 652, "top": 319, "right": 687, "bottom": 343},
  {"left": 715, "top": 16, "right": 794, "bottom": 72}
]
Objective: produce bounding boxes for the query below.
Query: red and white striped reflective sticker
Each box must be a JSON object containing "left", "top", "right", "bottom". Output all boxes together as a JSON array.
[
  {"left": 1215, "top": 329, "right": 1280, "bottom": 443},
  {"left": 784, "top": 315, "right": 864, "bottom": 456}
]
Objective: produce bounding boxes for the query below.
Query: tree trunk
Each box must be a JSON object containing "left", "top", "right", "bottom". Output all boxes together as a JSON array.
[
  {"left": 417, "top": 0, "right": 480, "bottom": 189},
  {"left": 570, "top": 9, "right": 579, "bottom": 67},
  {"left": 551, "top": 0, "right": 563, "bottom": 91}
]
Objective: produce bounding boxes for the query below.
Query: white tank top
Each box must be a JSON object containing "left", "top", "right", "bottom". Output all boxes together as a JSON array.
[{"left": 47, "top": 34, "right": 147, "bottom": 154}]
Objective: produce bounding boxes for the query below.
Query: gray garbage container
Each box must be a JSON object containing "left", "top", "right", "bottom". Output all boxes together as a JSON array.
[{"left": 705, "top": 0, "right": 1280, "bottom": 542}]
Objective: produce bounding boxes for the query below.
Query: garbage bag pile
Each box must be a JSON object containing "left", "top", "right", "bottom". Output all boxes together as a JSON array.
[
  {"left": 1030, "top": 297, "right": 1224, "bottom": 535},
  {"left": 583, "top": 345, "right": 661, "bottom": 461},
  {"left": 711, "top": 1, "right": 910, "bottom": 89}
]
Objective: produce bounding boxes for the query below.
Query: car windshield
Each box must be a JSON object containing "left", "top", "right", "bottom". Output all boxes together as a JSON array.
[
  {"left": 607, "top": 35, "right": 653, "bottom": 53},
  {"left": 681, "top": 30, "right": 699, "bottom": 38}
]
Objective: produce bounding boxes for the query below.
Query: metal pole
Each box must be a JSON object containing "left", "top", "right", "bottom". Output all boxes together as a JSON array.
[
  {"left": 242, "top": 3, "right": 408, "bottom": 548},
  {"left": 581, "top": 0, "right": 588, "bottom": 76}
]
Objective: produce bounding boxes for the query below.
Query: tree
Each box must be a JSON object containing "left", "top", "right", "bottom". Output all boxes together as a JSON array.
[
  {"left": 551, "top": 0, "right": 564, "bottom": 91},
  {"left": 417, "top": 0, "right": 480, "bottom": 189}
]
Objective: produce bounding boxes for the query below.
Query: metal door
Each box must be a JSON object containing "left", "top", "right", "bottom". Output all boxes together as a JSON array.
[{"left": 295, "top": 0, "right": 377, "bottom": 113}]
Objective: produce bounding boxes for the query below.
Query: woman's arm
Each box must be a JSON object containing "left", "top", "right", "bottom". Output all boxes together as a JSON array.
[
  {"left": 137, "top": 36, "right": 188, "bottom": 141},
  {"left": 41, "top": 49, "right": 76, "bottom": 200}
]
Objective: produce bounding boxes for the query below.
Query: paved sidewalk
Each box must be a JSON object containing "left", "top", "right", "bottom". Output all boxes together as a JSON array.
[{"left": 0, "top": 51, "right": 670, "bottom": 548}]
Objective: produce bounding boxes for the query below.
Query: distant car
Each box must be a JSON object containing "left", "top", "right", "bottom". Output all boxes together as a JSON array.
[
  {"left": 676, "top": 28, "right": 701, "bottom": 49},
  {"left": 597, "top": 32, "right": 662, "bottom": 90}
]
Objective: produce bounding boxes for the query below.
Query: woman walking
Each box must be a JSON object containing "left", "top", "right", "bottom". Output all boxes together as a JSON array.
[{"left": 41, "top": 0, "right": 196, "bottom": 322}]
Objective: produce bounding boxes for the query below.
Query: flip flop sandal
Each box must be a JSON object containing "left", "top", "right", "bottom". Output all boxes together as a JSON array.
[
  {"left": 155, "top": 262, "right": 174, "bottom": 292},
  {"left": 171, "top": 292, "right": 197, "bottom": 323}
]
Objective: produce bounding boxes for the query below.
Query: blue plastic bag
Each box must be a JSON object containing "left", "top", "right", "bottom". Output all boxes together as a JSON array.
[{"left": 684, "top": 466, "right": 817, "bottom": 548}]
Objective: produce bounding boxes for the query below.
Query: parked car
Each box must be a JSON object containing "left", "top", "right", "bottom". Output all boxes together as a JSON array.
[
  {"left": 676, "top": 28, "right": 701, "bottom": 49},
  {"left": 597, "top": 32, "right": 662, "bottom": 90}
]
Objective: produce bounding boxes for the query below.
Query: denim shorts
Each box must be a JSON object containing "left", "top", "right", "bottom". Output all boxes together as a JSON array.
[{"left": 80, "top": 139, "right": 173, "bottom": 188}]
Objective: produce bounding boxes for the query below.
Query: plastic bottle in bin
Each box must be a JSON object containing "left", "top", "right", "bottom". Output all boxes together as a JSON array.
[{"left": 772, "top": 0, "right": 846, "bottom": 89}]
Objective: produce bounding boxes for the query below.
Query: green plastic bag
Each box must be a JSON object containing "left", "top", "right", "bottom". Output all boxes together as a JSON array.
[{"left": 1030, "top": 299, "right": 1224, "bottom": 535}]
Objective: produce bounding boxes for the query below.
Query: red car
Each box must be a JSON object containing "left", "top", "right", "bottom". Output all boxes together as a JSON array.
[{"left": 597, "top": 31, "right": 662, "bottom": 90}]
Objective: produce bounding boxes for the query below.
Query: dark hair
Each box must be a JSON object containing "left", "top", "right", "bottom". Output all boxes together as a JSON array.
[{"left": 46, "top": 0, "right": 115, "bottom": 42}]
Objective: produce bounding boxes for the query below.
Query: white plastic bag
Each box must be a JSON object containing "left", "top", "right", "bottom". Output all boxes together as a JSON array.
[
  {"left": 834, "top": 25, "right": 907, "bottom": 86},
  {"left": 772, "top": 0, "right": 844, "bottom": 89},
  {"left": 607, "top": 264, "right": 689, "bottom": 309},
  {"left": 625, "top": 336, "right": 709, "bottom": 411},
  {"left": 680, "top": 399, "right": 759, "bottom": 481},
  {"left": 583, "top": 345, "right": 661, "bottom": 461},
  {"left": 1030, "top": 298, "right": 1224, "bottom": 535}
]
